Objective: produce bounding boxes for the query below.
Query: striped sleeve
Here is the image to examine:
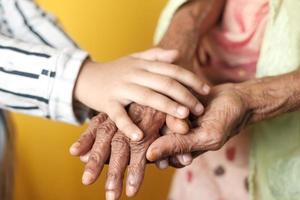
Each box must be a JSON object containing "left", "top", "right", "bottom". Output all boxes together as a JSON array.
[
  {"left": 0, "top": 0, "right": 91, "bottom": 124},
  {"left": 0, "top": 34, "right": 89, "bottom": 124},
  {"left": 1, "top": 0, "right": 78, "bottom": 49}
]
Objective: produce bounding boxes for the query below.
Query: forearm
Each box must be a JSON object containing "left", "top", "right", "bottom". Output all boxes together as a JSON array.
[
  {"left": 236, "top": 70, "right": 300, "bottom": 124},
  {"left": 158, "top": 0, "right": 225, "bottom": 65}
]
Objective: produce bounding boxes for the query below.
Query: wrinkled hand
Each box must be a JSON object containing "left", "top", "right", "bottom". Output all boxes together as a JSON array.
[
  {"left": 70, "top": 104, "right": 190, "bottom": 200},
  {"left": 104, "top": 104, "right": 166, "bottom": 200},
  {"left": 147, "top": 83, "right": 250, "bottom": 162}
]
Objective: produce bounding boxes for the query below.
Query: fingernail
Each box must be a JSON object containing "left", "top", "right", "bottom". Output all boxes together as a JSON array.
[
  {"left": 158, "top": 160, "right": 169, "bottom": 169},
  {"left": 80, "top": 154, "right": 89, "bottom": 163},
  {"left": 183, "top": 154, "right": 192, "bottom": 165},
  {"left": 127, "top": 174, "right": 135, "bottom": 185},
  {"left": 146, "top": 147, "right": 160, "bottom": 161},
  {"left": 195, "top": 103, "right": 203, "bottom": 114},
  {"left": 106, "top": 191, "right": 116, "bottom": 200},
  {"left": 126, "top": 185, "right": 136, "bottom": 197},
  {"left": 203, "top": 84, "right": 210, "bottom": 94},
  {"left": 69, "top": 142, "right": 80, "bottom": 155},
  {"left": 106, "top": 180, "right": 115, "bottom": 190},
  {"left": 126, "top": 175, "right": 138, "bottom": 197},
  {"left": 176, "top": 106, "right": 188, "bottom": 117},
  {"left": 82, "top": 171, "right": 93, "bottom": 185},
  {"left": 131, "top": 133, "right": 142, "bottom": 142}
]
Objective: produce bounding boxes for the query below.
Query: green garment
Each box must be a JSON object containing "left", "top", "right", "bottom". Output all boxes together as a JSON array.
[
  {"left": 252, "top": 0, "right": 300, "bottom": 199},
  {"left": 155, "top": 0, "right": 300, "bottom": 199}
]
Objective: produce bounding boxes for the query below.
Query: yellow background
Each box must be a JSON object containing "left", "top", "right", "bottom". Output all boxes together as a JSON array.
[{"left": 12, "top": 0, "right": 175, "bottom": 200}]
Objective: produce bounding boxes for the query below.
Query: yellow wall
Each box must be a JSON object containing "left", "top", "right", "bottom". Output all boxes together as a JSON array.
[{"left": 12, "top": 0, "right": 175, "bottom": 200}]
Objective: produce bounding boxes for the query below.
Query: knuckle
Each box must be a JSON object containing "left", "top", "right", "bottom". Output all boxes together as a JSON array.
[
  {"left": 180, "top": 91, "right": 197, "bottom": 107},
  {"left": 128, "top": 104, "right": 144, "bottom": 123},
  {"left": 172, "top": 134, "right": 190, "bottom": 154},
  {"left": 157, "top": 98, "right": 170, "bottom": 111},
  {"left": 207, "top": 133, "right": 224, "bottom": 151},
  {"left": 79, "top": 131, "right": 95, "bottom": 143},
  {"left": 128, "top": 162, "right": 144, "bottom": 176},
  {"left": 190, "top": 73, "right": 202, "bottom": 85},
  {"left": 111, "top": 134, "right": 129, "bottom": 151},
  {"left": 91, "top": 113, "right": 108, "bottom": 125},
  {"left": 139, "top": 60, "right": 151, "bottom": 69},
  {"left": 139, "top": 89, "right": 152, "bottom": 102},
  {"left": 106, "top": 172, "right": 119, "bottom": 185},
  {"left": 93, "top": 139, "right": 107, "bottom": 153},
  {"left": 88, "top": 152, "right": 101, "bottom": 165},
  {"left": 171, "top": 65, "right": 182, "bottom": 76},
  {"left": 98, "top": 120, "right": 117, "bottom": 136},
  {"left": 163, "top": 77, "right": 176, "bottom": 89},
  {"left": 130, "top": 143, "right": 147, "bottom": 154}
]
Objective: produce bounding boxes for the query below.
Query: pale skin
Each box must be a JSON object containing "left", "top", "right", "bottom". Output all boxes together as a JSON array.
[{"left": 74, "top": 48, "right": 210, "bottom": 142}]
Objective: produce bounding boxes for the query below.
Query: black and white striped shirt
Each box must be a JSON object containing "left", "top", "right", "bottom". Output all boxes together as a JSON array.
[{"left": 0, "top": 0, "right": 89, "bottom": 124}]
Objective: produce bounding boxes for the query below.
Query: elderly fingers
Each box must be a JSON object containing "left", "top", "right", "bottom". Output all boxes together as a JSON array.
[
  {"left": 126, "top": 146, "right": 147, "bottom": 197},
  {"left": 82, "top": 119, "right": 117, "bottom": 185},
  {"left": 105, "top": 132, "right": 130, "bottom": 200},
  {"left": 159, "top": 122, "right": 193, "bottom": 168},
  {"left": 146, "top": 131, "right": 198, "bottom": 162},
  {"left": 166, "top": 115, "right": 190, "bottom": 134},
  {"left": 70, "top": 113, "right": 108, "bottom": 156}
]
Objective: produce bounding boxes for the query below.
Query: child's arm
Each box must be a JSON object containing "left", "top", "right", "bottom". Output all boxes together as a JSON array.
[
  {"left": 74, "top": 48, "right": 209, "bottom": 141},
  {"left": 0, "top": 34, "right": 208, "bottom": 141},
  {"left": 0, "top": 0, "right": 210, "bottom": 141}
]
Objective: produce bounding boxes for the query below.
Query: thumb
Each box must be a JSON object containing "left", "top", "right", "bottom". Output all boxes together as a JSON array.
[{"left": 131, "top": 48, "right": 179, "bottom": 63}]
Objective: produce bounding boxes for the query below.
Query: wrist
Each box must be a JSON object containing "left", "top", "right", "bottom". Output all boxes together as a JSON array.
[
  {"left": 234, "top": 71, "right": 300, "bottom": 124},
  {"left": 74, "top": 59, "right": 98, "bottom": 106}
]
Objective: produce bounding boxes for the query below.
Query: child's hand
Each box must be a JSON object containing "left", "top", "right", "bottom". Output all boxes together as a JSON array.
[{"left": 74, "top": 48, "right": 210, "bottom": 141}]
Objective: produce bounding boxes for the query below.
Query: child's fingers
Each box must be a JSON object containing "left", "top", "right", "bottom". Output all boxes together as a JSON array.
[
  {"left": 143, "top": 61, "right": 210, "bottom": 96},
  {"left": 126, "top": 84, "right": 189, "bottom": 119},
  {"left": 132, "top": 71, "right": 203, "bottom": 115},
  {"left": 130, "top": 48, "right": 179, "bottom": 63},
  {"left": 108, "top": 103, "right": 144, "bottom": 142}
]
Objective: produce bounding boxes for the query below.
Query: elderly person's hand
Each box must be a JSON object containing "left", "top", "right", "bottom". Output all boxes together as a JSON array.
[
  {"left": 147, "top": 70, "right": 300, "bottom": 161},
  {"left": 146, "top": 83, "right": 248, "bottom": 161},
  {"left": 70, "top": 103, "right": 189, "bottom": 200}
]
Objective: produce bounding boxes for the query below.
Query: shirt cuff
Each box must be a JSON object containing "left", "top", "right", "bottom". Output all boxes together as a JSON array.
[{"left": 49, "top": 48, "right": 89, "bottom": 125}]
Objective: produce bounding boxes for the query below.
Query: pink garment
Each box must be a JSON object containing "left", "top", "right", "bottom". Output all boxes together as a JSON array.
[
  {"left": 199, "top": 0, "right": 268, "bottom": 82},
  {"left": 169, "top": 0, "right": 268, "bottom": 199}
]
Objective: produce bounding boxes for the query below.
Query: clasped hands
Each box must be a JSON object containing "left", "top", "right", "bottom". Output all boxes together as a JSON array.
[{"left": 70, "top": 63, "right": 251, "bottom": 200}]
